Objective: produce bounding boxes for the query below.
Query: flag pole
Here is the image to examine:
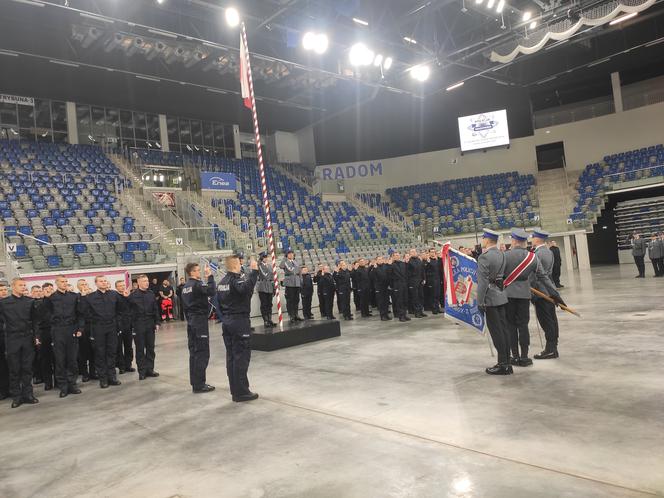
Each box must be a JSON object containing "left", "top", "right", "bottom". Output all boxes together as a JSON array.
[{"left": 240, "top": 21, "right": 284, "bottom": 331}]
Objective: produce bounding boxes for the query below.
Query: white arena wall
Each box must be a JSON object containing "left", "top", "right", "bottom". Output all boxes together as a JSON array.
[{"left": 315, "top": 101, "right": 664, "bottom": 195}]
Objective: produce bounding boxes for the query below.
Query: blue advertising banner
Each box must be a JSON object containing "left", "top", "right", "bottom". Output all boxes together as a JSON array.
[
  {"left": 442, "top": 243, "right": 485, "bottom": 334},
  {"left": 200, "top": 172, "right": 237, "bottom": 191}
]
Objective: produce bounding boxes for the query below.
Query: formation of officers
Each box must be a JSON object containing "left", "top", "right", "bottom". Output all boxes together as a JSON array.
[
  {"left": 630, "top": 231, "right": 664, "bottom": 278},
  {"left": 0, "top": 274, "right": 160, "bottom": 408},
  {"left": 264, "top": 248, "right": 444, "bottom": 326}
]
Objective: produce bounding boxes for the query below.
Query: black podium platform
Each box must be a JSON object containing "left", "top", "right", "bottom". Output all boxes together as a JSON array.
[{"left": 251, "top": 319, "right": 341, "bottom": 351}]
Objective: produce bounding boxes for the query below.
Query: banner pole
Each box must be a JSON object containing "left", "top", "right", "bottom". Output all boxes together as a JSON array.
[{"left": 240, "top": 22, "right": 284, "bottom": 331}]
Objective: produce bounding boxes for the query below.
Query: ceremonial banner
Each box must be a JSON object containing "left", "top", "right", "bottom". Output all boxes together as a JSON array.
[{"left": 442, "top": 243, "right": 485, "bottom": 334}]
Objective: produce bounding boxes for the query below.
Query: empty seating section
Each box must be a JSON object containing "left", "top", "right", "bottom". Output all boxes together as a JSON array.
[
  {"left": 613, "top": 197, "right": 664, "bottom": 250},
  {"left": 0, "top": 141, "right": 156, "bottom": 271},
  {"left": 570, "top": 144, "right": 664, "bottom": 227},
  {"left": 385, "top": 172, "right": 538, "bottom": 235},
  {"left": 135, "top": 150, "right": 413, "bottom": 268}
]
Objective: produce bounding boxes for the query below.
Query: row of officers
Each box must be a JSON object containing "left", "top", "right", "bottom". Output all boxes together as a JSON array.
[
  {"left": 252, "top": 248, "right": 446, "bottom": 326},
  {"left": 0, "top": 274, "right": 161, "bottom": 408}
]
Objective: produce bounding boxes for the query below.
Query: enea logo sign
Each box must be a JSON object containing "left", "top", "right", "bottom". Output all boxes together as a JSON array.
[
  {"left": 319, "top": 162, "right": 383, "bottom": 181},
  {"left": 200, "top": 172, "right": 237, "bottom": 191}
]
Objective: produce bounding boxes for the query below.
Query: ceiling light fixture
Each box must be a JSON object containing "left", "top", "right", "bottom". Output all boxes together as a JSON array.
[
  {"left": 352, "top": 17, "right": 369, "bottom": 26},
  {"left": 446, "top": 81, "right": 464, "bottom": 91},
  {"left": 410, "top": 65, "right": 431, "bottom": 82},
  {"left": 609, "top": 12, "right": 637, "bottom": 25},
  {"left": 496, "top": 0, "right": 505, "bottom": 13},
  {"left": 522, "top": 11, "right": 532, "bottom": 21},
  {"left": 225, "top": 7, "right": 240, "bottom": 27},
  {"left": 403, "top": 37, "right": 417, "bottom": 44}
]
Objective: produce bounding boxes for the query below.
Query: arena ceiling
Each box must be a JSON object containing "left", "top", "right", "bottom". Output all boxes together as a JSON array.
[{"left": 0, "top": 0, "right": 663, "bottom": 157}]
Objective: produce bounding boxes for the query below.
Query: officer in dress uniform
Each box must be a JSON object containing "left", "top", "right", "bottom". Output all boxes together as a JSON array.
[
  {"left": 424, "top": 248, "right": 442, "bottom": 315},
  {"left": 317, "top": 265, "right": 336, "bottom": 319},
  {"left": 217, "top": 254, "right": 259, "bottom": 402},
  {"left": 114, "top": 280, "right": 135, "bottom": 374},
  {"left": 407, "top": 249, "right": 427, "bottom": 318},
  {"left": 0, "top": 278, "right": 41, "bottom": 408},
  {"left": 43, "top": 275, "right": 85, "bottom": 398},
  {"left": 76, "top": 279, "right": 96, "bottom": 383},
  {"left": 530, "top": 229, "right": 563, "bottom": 359},
  {"left": 371, "top": 256, "right": 392, "bottom": 321},
  {"left": 355, "top": 259, "right": 372, "bottom": 317},
  {"left": 301, "top": 266, "right": 314, "bottom": 320},
  {"left": 257, "top": 252, "right": 277, "bottom": 327},
  {"left": 333, "top": 260, "right": 353, "bottom": 320},
  {"left": 81, "top": 276, "right": 124, "bottom": 389},
  {"left": 279, "top": 250, "right": 302, "bottom": 323},
  {"left": 647, "top": 234, "right": 663, "bottom": 277},
  {"left": 0, "top": 281, "right": 9, "bottom": 401},
  {"left": 181, "top": 262, "right": 216, "bottom": 393},
  {"left": 631, "top": 232, "right": 647, "bottom": 278},
  {"left": 390, "top": 252, "right": 410, "bottom": 322},
  {"left": 477, "top": 229, "right": 512, "bottom": 375},
  {"left": 503, "top": 229, "right": 564, "bottom": 367},
  {"left": 127, "top": 275, "right": 161, "bottom": 380}
]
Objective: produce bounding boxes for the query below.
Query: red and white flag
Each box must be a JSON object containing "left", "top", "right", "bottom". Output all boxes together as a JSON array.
[{"left": 239, "top": 33, "right": 252, "bottom": 110}]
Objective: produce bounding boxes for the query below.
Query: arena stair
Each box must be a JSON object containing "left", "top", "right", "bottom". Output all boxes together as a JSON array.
[{"left": 536, "top": 168, "right": 574, "bottom": 232}]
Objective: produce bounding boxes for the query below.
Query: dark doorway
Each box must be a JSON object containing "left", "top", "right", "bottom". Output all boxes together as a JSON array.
[{"left": 536, "top": 141, "right": 566, "bottom": 171}]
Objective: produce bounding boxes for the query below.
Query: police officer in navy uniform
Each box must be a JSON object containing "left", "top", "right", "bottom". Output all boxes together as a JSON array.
[
  {"left": 0, "top": 281, "right": 10, "bottom": 400},
  {"left": 217, "top": 254, "right": 259, "bottom": 402},
  {"left": 301, "top": 266, "right": 314, "bottom": 320},
  {"left": 127, "top": 275, "right": 161, "bottom": 380},
  {"left": 407, "top": 249, "right": 427, "bottom": 318},
  {"left": 530, "top": 230, "right": 564, "bottom": 359},
  {"left": 0, "top": 278, "right": 41, "bottom": 408},
  {"left": 81, "top": 276, "right": 124, "bottom": 389},
  {"left": 477, "top": 229, "right": 512, "bottom": 375},
  {"left": 355, "top": 259, "right": 372, "bottom": 317},
  {"left": 424, "top": 248, "right": 442, "bottom": 315},
  {"left": 44, "top": 275, "right": 85, "bottom": 398},
  {"left": 390, "top": 252, "right": 410, "bottom": 322},
  {"left": 114, "top": 280, "right": 135, "bottom": 374},
  {"left": 257, "top": 252, "right": 276, "bottom": 327},
  {"left": 279, "top": 250, "right": 302, "bottom": 323},
  {"left": 334, "top": 260, "right": 353, "bottom": 320},
  {"left": 504, "top": 229, "right": 564, "bottom": 367},
  {"left": 182, "top": 262, "right": 216, "bottom": 393},
  {"left": 317, "top": 265, "right": 336, "bottom": 319}
]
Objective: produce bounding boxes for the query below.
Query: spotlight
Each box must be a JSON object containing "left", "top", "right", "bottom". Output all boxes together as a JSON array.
[
  {"left": 487, "top": 0, "right": 495, "bottom": 8},
  {"left": 383, "top": 57, "right": 393, "bottom": 70},
  {"left": 302, "top": 32, "right": 316, "bottom": 50},
  {"left": 410, "top": 64, "right": 430, "bottom": 82},
  {"left": 225, "top": 7, "right": 240, "bottom": 27},
  {"left": 373, "top": 54, "right": 383, "bottom": 67},
  {"left": 522, "top": 11, "right": 532, "bottom": 21},
  {"left": 529, "top": 20, "right": 537, "bottom": 29},
  {"left": 156, "top": 0, "right": 165, "bottom": 4},
  {"left": 496, "top": 0, "right": 505, "bottom": 13},
  {"left": 349, "top": 43, "right": 374, "bottom": 66},
  {"left": 314, "top": 33, "right": 329, "bottom": 54},
  {"left": 475, "top": 0, "right": 483, "bottom": 4},
  {"left": 403, "top": 37, "right": 417, "bottom": 44}
]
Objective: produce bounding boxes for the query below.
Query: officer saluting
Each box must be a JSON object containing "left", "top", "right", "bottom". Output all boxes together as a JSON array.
[
  {"left": 476, "top": 229, "right": 511, "bottom": 375},
  {"left": 257, "top": 252, "right": 276, "bottom": 328},
  {"left": 0, "top": 278, "right": 41, "bottom": 408},
  {"left": 279, "top": 250, "right": 302, "bottom": 323},
  {"left": 217, "top": 254, "right": 259, "bottom": 402},
  {"left": 503, "top": 229, "right": 564, "bottom": 367},
  {"left": 181, "top": 262, "right": 216, "bottom": 393}
]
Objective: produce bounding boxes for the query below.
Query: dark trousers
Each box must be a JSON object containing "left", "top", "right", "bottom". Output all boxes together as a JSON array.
[
  {"left": 352, "top": 288, "right": 361, "bottom": 311},
  {"left": 77, "top": 328, "right": 96, "bottom": 378},
  {"left": 408, "top": 283, "right": 423, "bottom": 314},
  {"left": 285, "top": 286, "right": 300, "bottom": 318},
  {"left": 375, "top": 287, "right": 389, "bottom": 317},
  {"left": 91, "top": 325, "right": 118, "bottom": 382},
  {"left": 222, "top": 316, "right": 252, "bottom": 397},
  {"left": 650, "top": 258, "right": 664, "bottom": 276},
  {"left": 551, "top": 264, "right": 562, "bottom": 287},
  {"left": 425, "top": 282, "right": 441, "bottom": 313},
  {"left": 52, "top": 326, "right": 79, "bottom": 390},
  {"left": 534, "top": 299, "right": 559, "bottom": 352},
  {"left": 301, "top": 290, "right": 313, "bottom": 318},
  {"left": 186, "top": 314, "right": 209, "bottom": 389},
  {"left": 0, "top": 338, "right": 9, "bottom": 397},
  {"left": 133, "top": 321, "right": 156, "bottom": 376},
  {"left": 486, "top": 305, "right": 510, "bottom": 364},
  {"left": 38, "top": 328, "right": 54, "bottom": 387},
  {"left": 116, "top": 325, "right": 134, "bottom": 371},
  {"left": 358, "top": 287, "right": 370, "bottom": 316},
  {"left": 337, "top": 289, "right": 351, "bottom": 318},
  {"left": 392, "top": 283, "right": 408, "bottom": 319},
  {"left": 634, "top": 255, "right": 645, "bottom": 277},
  {"left": 506, "top": 298, "right": 530, "bottom": 358},
  {"left": 258, "top": 292, "right": 273, "bottom": 322},
  {"left": 6, "top": 334, "right": 34, "bottom": 399},
  {"left": 320, "top": 293, "right": 334, "bottom": 318}
]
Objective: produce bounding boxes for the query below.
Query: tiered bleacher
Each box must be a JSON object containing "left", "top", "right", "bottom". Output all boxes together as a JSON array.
[
  {"left": 1, "top": 141, "right": 158, "bottom": 271},
  {"left": 384, "top": 172, "right": 538, "bottom": 235},
  {"left": 133, "top": 150, "right": 414, "bottom": 268},
  {"left": 570, "top": 144, "right": 664, "bottom": 227},
  {"left": 614, "top": 197, "right": 664, "bottom": 250}
]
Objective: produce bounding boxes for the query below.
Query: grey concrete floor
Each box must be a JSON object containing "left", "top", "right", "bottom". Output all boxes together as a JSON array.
[{"left": 1, "top": 265, "right": 663, "bottom": 498}]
